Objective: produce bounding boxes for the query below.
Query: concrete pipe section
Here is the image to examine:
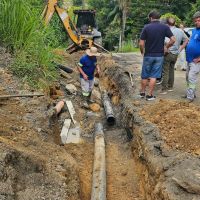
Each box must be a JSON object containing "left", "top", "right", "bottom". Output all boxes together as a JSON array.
[{"left": 91, "top": 123, "right": 106, "bottom": 200}]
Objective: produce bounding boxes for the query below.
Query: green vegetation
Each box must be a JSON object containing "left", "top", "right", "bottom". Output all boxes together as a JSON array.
[
  {"left": 0, "top": 0, "right": 199, "bottom": 88},
  {"left": 161, "top": 13, "right": 182, "bottom": 26},
  {"left": 86, "top": 0, "right": 198, "bottom": 51},
  {"left": 118, "top": 40, "right": 139, "bottom": 53},
  {"left": 0, "top": 0, "right": 59, "bottom": 89}
]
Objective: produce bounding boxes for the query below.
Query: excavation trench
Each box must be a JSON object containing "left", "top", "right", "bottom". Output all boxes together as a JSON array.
[
  {"left": 51, "top": 52, "right": 200, "bottom": 200},
  {"left": 1, "top": 51, "right": 200, "bottom": 199},
  {"left": 104, "top": 53, "right": 200, "bottom": 200}
]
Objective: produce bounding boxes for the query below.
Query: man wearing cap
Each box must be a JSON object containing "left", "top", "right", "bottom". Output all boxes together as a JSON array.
[
  {"left": 184, "top": 11, "right": 200, "bottom": 102},
  {"left": 77, "top": 46, "right": 100, "bottom": 103}
]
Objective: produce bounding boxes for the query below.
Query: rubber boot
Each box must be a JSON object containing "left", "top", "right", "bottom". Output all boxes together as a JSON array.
[
  {"left": 87, "top": 91, "right": 95, "bottom": 103},
  {"left": 81, "top": 95, "right": 90, "bottom": 109}
]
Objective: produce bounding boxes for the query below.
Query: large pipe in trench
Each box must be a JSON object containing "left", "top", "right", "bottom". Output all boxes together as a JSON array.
[
  {"left": 102, "top": 90, "right": 116, "bottom": 125},
  {"left": 48, "top": 100, "right": 65, "bottom": 118},
  {"left": 54, "top": 100, "right": 65, "bottom": 114},
  {"left": 91, "top": 123, "right": 106, "bottom": 200}
]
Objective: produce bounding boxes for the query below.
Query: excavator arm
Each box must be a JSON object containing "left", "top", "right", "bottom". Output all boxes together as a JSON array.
[
  {"left": 42, "top": 0, "right": 94, "bottom": 51},
  {"left": 42, "top": 0, "right": 109, "bottom": 53}
]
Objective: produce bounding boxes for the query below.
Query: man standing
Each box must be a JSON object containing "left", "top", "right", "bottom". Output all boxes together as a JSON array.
[
  {"left": 161, "top": 18, "right": 189, "bottom": 94},
  {"left": 77, "top": 47, "right": 100, "bottom": 104},
  {"left": 139, "top": 10, "right": 175, "bottom": 100},
  {"left": 175, "top": 23, "right": 190, "bottom": 71},
  {"left": 185, "top": 11, "right": 200, "bottom": 102}
]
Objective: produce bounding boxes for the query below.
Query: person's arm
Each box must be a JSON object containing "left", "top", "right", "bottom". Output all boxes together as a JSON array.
[
  {"left": 139, "top": 27, "right": 146, "bottom": 56},
  {"left": 139, "top": 39, "right": 145, "bottom": 56},
  {"left": 193, "top": 57, "right": 200, "bottom": 63},
  {"left": 96, "top": 64, "right": 100, "bottom": 75},
  {"left": 164, "top": 36, "right": 175, "bottom": 54},
  {"left": 77, "top": 63, "right": 88, "bottom": 80},
  {"left": 165, "top": 36, "right": 176, "bottom": 49},
  {"left": 179, "top": 39, "right": 188, "bottom": 52},
  {"left": 184, "top": 30, "right": 190, "bottom": 38},
  {"left": 164, "top": 26, "right": 176, "bottom": 53}
]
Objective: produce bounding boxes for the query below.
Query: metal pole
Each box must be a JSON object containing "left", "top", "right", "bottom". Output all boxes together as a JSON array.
[{"left": 91, "top": 123, "right": 106, "bottom": 200}]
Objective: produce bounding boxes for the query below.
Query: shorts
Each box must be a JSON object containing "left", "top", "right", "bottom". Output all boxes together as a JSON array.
[
  {"left": 80, "top": 78, "right": 94, "bottom": 96},
  {"left": 141, "top": 56, "right": 164, "bottom": 79}
]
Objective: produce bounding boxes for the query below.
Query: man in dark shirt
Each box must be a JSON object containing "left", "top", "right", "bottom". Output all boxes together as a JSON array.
[{"left": 139, "top": 10, "right": 175, "bottom": 100}]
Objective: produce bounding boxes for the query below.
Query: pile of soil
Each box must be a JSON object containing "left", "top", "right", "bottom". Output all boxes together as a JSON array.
[{"left": 140, "top": 99, "right": 200, "bottom": 154}]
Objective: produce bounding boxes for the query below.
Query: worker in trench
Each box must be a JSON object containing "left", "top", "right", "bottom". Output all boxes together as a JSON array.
[{"left": 77, "top": 46, "right": 100, "bottom": 105}]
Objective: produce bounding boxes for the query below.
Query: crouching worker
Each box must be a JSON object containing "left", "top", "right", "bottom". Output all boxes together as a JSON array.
[{"left": 77, "top": 47, "right": 100, "bottom": 104}]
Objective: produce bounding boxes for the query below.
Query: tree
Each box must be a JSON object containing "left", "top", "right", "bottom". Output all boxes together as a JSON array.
[
  {"left": 72, "top": 0, "right": 82, "bottom": 6},
  {"left": 161, "top": 13, "right": 182, "bottom": 26},
  {"left": 185, "top": 0, "right": 200, "bottom": 26},
  {"left": 87, "top": 0, "right": 194, "bottom": 51}
]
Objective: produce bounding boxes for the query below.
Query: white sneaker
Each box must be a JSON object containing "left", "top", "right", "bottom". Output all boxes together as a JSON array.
[
  {"left": 168, "top": 88, "right": 174, "bottom": 92},
  {"left": 160, "top": 90, "right": 167, "bottom": 95},
  {"left": 146, "top": 95, "right": 156, "bottom": 101},
  {"left": 156, "top": 79, "right": 162, "bottom": 85}
]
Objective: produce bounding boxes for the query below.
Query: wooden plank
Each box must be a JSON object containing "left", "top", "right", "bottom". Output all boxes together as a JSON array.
[
  {"left": 0, "top": 93, "right": 44, "bottom": 99},
  {"left": 66, "top": 100, "right": 77, "bottom": 124},
  {"left": 60, "top": 119, "right": 71, "bottom": 144}
]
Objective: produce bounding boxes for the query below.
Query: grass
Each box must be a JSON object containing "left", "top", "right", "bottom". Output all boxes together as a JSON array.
[
  {"left": 0, "top": 0, "right": 60, "bottom": 89},
  {"left": 118, "top": 40, "right": 139, "bottom": 53}
]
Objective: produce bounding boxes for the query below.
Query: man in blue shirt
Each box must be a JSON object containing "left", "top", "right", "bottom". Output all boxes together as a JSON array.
[
  {"left": 184, "top": 11, "right": 200, "bottom": 102},
  {"left": 139, "top": 10, "right": 175, "bottom": 101},
  {"left": 78, "top": 47, "right": 100, "bottom": 103}
]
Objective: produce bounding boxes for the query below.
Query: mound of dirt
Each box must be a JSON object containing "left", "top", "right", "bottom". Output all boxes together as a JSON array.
[{"left": 140, "top": 99, "right": 200, "bottom": 154}]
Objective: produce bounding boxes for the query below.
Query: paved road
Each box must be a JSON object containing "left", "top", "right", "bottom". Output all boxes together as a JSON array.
[{"left": 113, "top": 52, "right": 200, "bottom": 105}]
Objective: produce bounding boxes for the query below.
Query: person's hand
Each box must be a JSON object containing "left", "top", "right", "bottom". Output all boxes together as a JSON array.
[
  {"left": 164, "top": 46, "right": 169, "bottom": 55},
  {"left": 97, "top": 68, "right": 100, "bottom": 75},
  {"left": 83, "top": 74, "right": 88, "bottom": 80},
  {"left": 193, "top": 57, "right": 200, "bottom": 64}
]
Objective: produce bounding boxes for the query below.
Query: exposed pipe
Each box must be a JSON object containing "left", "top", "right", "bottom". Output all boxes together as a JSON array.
[
  {"left": 102, "top": 90, "right": 116, "bottom": 125},
  {"left": 91, "top": 123, "right": 106, "bottom": 200},
  {"left": 54, "top": 100, "right": 65, "bottom": 115},
  {"left": 56, "top": 63, "right": 73, "bottom": 73},
  {"left": 48, "top": 100, "right": 65, "bottom": 118}
]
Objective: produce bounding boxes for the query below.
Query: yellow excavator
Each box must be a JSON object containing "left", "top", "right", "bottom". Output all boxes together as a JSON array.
[{"left": 42, "top": 0, "right": 108, "bottom": 53}]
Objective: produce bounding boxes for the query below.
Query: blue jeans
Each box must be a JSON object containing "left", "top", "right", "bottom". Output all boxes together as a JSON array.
[{"left": 141, "top": 56, "right": 164, "bottom": 79}]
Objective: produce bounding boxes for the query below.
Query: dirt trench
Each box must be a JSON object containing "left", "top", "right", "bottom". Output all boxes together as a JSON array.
[
  {"left": 1, "top": 49, "right": 200, "bottom": 200},
  {"left": 109, "top": 53, "right": 200, "bottom": 200},
  {"left": 0, "top": 50, "right": 145, "bottom": 200}
]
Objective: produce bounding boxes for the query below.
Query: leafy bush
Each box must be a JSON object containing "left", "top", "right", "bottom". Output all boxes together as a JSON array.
[
  {"left": 0, "top": 0, "right": 59, "bottom": 88},
  {"left": 161, "top": 13, "right": 182, "bottom": 26}
]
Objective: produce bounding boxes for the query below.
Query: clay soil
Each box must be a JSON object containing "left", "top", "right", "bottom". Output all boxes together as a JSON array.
[
  {"left": 3, "top": 49, "right": 200, "bottom": 199},
  {"left": 140, "top": 99, "right": 200, "bottom": 155},
  {"left": 0, "top": 49, "right": 144, "bottom": 199}
]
